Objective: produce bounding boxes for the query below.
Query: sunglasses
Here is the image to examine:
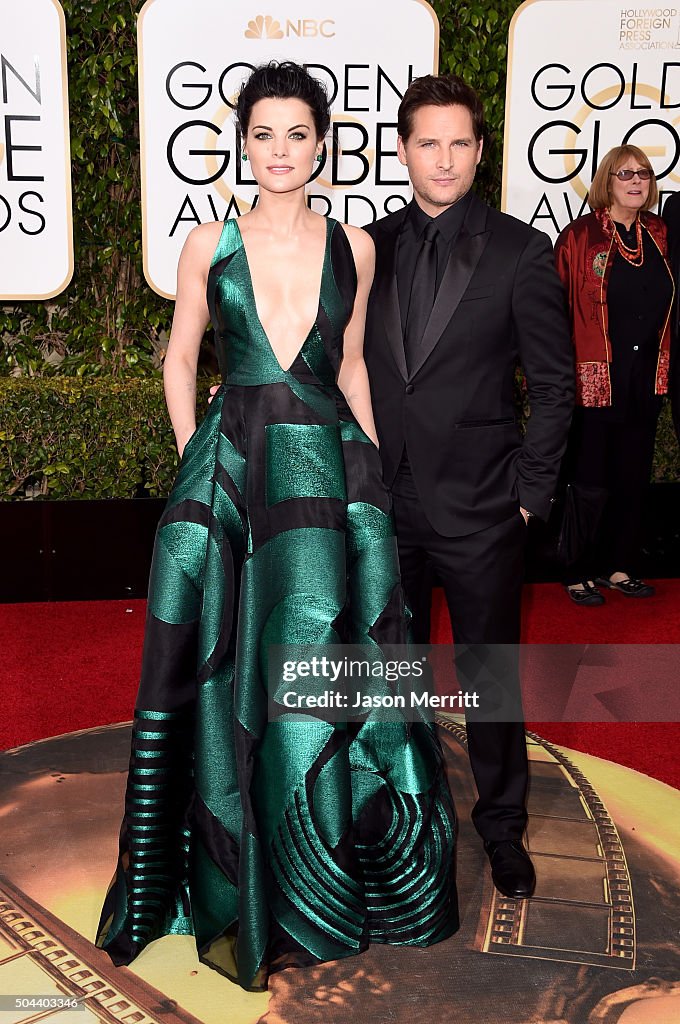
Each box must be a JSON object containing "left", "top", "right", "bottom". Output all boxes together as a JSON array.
[{"left": 609, "top": 168, "right": 653, "bottom": 181}]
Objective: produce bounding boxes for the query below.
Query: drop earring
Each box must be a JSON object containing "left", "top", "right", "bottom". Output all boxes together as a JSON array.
[
  {"left": 242, "top": 153, "right": 248, "bottom": 162},
  {"left": 316, "top": 154, "right": 323, "bottom": 162}
]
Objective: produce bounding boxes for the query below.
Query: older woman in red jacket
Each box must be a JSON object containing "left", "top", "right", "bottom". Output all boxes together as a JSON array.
[{"left": 555, "top": 145, "right": 674, "bottom": 605}]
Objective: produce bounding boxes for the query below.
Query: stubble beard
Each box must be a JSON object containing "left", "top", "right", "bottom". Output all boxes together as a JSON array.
[{"left": 415, "top": 178, "right": 471, "bottom": 211}]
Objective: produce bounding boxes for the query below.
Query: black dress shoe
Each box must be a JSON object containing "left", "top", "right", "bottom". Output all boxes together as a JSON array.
[
  {"left": 484, "top": 840, "right": 536, "bottom": 899},
  {"left": 595, "top": 575, "right": 655, "bottom": 598},
  {"left": 565, "top": 581, "right": 604, "bottom": 606}
]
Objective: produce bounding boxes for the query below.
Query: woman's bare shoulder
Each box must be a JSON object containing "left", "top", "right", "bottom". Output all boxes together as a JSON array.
[
  {"left": 177, "top": 221, "right": 225, "bottom": 277},
  {"left": 183, "top": 220, "right": 224, "bottom": 255}
]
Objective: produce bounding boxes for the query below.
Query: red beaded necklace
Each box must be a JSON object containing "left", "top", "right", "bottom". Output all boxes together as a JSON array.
[{"left": 607, "top": 211, "right": 644, "bottom": 267}]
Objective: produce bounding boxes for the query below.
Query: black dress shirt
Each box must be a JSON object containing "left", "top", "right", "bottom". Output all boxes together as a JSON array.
[
  {"left": 604, "top": 223, "right": 673, "bottom": 422},
  {"left": 397, "top": 192, "right": 472, "bottom": 335}
]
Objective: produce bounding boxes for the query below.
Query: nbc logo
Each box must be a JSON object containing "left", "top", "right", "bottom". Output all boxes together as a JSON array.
[
  {"left": 244, "top": 14, "right": 336, "bottom": 38},
  {"left": 245, "top": 15, "right": 284, "bottom": 39}
]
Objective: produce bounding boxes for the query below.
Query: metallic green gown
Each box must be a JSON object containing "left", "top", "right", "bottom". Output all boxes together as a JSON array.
[{"left": 96, "top": 217, "right": 458, "bottom": 990}]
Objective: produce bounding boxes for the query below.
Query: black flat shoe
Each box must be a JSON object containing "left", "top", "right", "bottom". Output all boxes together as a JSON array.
[
  {"left": 565, "top": 581, "right": 605, "bottom": 606},
  {"left": 595, "top": 576, "right": 655, "bottom": 598},
  {"left": 484, "top": 839, "right": 536, "bottom": 899}
]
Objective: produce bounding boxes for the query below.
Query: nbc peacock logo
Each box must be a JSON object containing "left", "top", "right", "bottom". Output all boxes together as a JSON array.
[{"left": 245, "top": 14, "right": 284, "bottom": 39}]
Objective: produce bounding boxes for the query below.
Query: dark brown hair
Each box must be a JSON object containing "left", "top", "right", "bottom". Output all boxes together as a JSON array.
[{"left": 397, "top": 74, "right": 485, "bottom": 143}]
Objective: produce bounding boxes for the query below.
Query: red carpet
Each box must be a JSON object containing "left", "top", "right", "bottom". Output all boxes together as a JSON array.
[
  {"left": 433, "top": 577, "right": 680, "bottom": 645},
  {"left": 2, "top": 582, "right": 680, "bottom": 787}
]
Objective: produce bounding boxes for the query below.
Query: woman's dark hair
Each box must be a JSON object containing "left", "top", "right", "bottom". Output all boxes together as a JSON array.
[
  {"left": 235, "top": 61, "right": 331, "bottom": 139},
  {"left": 397, "top": 74, "right": 485, "bottom": 143}
]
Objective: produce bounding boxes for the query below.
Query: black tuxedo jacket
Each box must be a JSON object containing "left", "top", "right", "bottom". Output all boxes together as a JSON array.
[{"left": 364, "top": 193, "right": 574, "bottom": 537}]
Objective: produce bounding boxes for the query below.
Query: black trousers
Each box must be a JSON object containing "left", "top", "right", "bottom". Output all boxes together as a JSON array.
[
  {"left": 391, "top": 470, "right": 529, "bottom": 842},
  {"left": 562, "top": 405, "right": 660, "bottom": 584}
]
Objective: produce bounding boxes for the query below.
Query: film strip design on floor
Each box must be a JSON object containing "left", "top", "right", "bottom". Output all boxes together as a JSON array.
[
  {"left": 0, "top": 876, "right": 202, "bottom": 1024},
  {"left": 436, "top": 715, "right": 636, "bottom": 971}
]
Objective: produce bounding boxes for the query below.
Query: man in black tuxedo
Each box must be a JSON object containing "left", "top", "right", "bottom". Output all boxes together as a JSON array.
[{"left": 363, "top": 74, "right": 574, "bottom": 898}]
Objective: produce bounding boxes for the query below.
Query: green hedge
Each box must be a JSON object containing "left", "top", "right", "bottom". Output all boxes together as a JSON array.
[
  {"left": 1, "top": 378, "right": 677, "bottom": 500},
  {"left": 654, "top": 399, "right": 680, "bottom": 482},
  {"left": 0, "top": 377, "right": 216, "bottom": 499}
]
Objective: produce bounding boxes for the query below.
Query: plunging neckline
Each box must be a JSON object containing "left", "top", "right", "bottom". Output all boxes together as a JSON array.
[{"left": 234, "top": 217, "right": 331, "bottom": 373}]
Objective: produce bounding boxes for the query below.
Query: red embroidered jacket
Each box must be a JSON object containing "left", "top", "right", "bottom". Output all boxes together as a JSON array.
[{"left": 554, "top": 208, "right": 674, "bottom": 407}]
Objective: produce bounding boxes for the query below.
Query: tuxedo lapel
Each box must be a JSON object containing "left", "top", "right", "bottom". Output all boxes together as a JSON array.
[
  {"left": 373, "top": 212, "right": 408, "bottom": 381},
  {"left": 408, "top": 194, "right": 490, "bottom": 380}
]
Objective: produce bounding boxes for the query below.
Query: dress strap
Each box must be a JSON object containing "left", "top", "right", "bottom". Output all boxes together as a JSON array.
[{"left": 210, "top": 217, "right": 242, "bottom": 268}]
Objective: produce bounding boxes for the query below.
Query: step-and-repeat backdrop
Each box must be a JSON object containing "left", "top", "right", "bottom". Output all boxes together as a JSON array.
[
  {"left": 137, "top": 0, "right": 439, "bottom": 296},
  {"left": 0, "top": 0, "right": 73, "bottom": 300},
  {"left": 3, "top": 0, "right": 679, "bottom": 297},
  {"left": 503, "top": 0, "right": 680, "bottom": 239}
]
